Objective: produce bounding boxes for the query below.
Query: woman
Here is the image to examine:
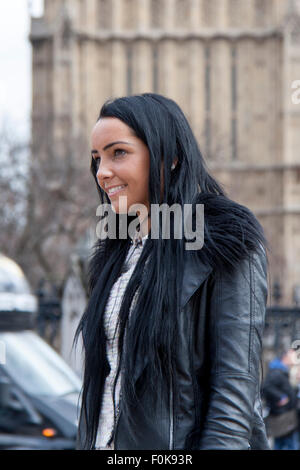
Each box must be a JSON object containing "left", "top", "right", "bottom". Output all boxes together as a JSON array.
[{"left": 76, "top": 93, "right": 270, "bottom": 450}]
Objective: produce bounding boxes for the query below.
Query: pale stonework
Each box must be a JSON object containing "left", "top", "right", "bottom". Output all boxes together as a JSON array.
[{"left": 30, "top": 0, "right": 300, "bottom": 305}]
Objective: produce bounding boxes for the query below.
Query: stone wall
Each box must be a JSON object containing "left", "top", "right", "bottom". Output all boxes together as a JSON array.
[{"left": 30, "top": 0, "right": 300, "bottom": 305}]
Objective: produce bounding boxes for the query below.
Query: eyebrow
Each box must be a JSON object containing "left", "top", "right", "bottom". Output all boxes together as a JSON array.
[{"left": 91, "top": 140, "right": 134, "bottom": 155}]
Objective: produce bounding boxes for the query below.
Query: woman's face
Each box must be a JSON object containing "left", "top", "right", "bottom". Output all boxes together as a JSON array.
[{"left": 91, "top": 117, "right": 150, "bottom": 214}]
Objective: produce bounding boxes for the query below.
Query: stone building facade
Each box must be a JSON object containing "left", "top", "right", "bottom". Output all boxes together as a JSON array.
[{"left": 30, "top": 0, "right": 300, "bottom": 305}]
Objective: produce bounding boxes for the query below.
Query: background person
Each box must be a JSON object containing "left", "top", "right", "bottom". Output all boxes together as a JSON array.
[{"left": 263, "top": 349, "right": 299, "bottom": 450}]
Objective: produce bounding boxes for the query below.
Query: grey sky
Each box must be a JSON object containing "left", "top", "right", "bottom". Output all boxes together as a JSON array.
[{"left": 0, "top": 0, "right": 43, "bottom": 139}]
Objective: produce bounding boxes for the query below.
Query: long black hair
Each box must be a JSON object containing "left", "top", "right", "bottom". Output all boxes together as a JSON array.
[{"left": 75, "top": 93, "right": 268, "bottom": 449}]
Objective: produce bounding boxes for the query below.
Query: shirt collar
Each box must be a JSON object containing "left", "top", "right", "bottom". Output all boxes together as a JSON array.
[{"left": 131, "top": 232, "right": 148, "bottom": 247}]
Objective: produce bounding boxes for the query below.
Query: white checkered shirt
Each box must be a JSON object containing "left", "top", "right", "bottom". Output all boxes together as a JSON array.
[{"left": 95, "top": 234, "right": 148, "bottom": 450}]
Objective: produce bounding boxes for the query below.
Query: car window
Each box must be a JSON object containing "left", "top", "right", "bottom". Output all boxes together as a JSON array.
[{"left": 0, "top": 331, "right": 81, "bottom": 397}]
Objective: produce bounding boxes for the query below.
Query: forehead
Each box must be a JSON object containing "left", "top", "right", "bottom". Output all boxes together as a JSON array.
[{"left": 91, "top": 117, "right": 134, "bottom": 145}]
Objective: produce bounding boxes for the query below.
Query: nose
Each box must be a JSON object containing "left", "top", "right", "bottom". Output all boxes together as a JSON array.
[{"left": 96, "top": 159, "right": 114, "bottom": 187}]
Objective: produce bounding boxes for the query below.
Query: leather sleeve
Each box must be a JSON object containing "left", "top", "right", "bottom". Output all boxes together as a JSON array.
[{"left": 199, "top": 246, "right": 269, "bottom": 449}]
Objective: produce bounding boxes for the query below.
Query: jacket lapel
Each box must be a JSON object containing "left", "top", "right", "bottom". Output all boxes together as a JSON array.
[
  {"left": 133, "top": 252, "right": 212, "bottom": 383},
  {"left": 180, "top": 250, "right": 213, "bottom": 308}
]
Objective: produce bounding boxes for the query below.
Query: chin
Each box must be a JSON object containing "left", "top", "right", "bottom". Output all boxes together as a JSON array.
[
  {"left": 110, "top": 201, "right": 129, "bottom": 214},
  {"left": 109, "top": 194, "right": 130, "bottom": 214}
]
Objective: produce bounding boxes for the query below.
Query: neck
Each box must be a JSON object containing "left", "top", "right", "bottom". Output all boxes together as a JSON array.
[{"left": 138, "top": 213, "right": 150, "bottom": 238}]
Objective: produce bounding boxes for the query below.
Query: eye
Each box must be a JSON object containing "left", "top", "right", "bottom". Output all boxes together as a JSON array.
[{"left": 113, "top": 148, "right": 126, "bottom": 158}]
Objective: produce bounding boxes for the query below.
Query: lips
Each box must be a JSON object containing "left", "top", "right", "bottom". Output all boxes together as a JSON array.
[{"left": 106, "top": 184, "right": 127, "bottom": 197}]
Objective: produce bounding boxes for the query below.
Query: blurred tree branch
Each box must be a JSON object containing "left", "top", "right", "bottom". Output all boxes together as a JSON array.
[{"left": 0, "top": 118, "right": 96, "bottom": 291}]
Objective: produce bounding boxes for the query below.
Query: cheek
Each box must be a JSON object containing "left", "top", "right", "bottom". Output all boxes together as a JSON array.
[
  {"left": 132, "top": 172, "right": 149, "bottom": 200},
  {"left": 133, "top": 158, "right": 150, "bottom": 188},
  {"left": 124, "top": 151, "right": 150, "bottom": 200}
]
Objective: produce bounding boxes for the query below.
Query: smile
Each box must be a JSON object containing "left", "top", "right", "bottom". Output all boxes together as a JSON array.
[{"left": 106, "top": 185, "right": 127, "bottom": 197}]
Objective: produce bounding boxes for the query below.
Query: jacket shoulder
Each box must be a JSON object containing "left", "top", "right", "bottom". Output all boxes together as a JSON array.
[{"left": 192, "top": 193, "right": 268, "bottom": 275}]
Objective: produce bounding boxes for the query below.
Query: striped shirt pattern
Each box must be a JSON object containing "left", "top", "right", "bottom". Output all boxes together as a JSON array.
[{"left": 95, "top": 234, "right": 148, "bottom": 450}]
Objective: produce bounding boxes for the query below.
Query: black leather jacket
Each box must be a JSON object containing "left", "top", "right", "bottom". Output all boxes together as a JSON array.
[{"left": 77, "top": 244, "right": 269, "bottom": 450}]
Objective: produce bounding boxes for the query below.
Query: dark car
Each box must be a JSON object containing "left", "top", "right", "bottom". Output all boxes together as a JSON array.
[{"left": 0, "top": 254, "right": 82, "bottom": 450}]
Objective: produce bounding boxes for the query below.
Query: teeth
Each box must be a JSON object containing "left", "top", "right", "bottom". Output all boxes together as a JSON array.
[{"left": 107, "top": 185, "right": 126, "bottom": 195}]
